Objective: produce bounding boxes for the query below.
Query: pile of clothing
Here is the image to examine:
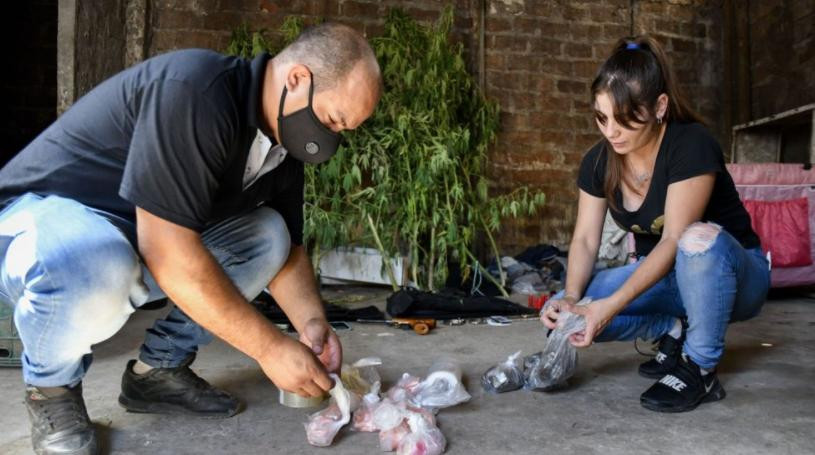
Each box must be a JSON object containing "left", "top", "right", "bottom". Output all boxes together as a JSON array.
[
  {"left": 304, "top": 358, "right": 471, "bottom": 454},
  {"left": 486, "top": 244, "right": 566, "bottom": 296}
]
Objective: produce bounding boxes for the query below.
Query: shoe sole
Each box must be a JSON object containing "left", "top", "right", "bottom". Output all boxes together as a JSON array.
[
  {"left": 118, "top": 394, "right": 241, "bottom": 419},
  {"left": 640, "top": 382, "right": 727, "bottom": 413},
  {"left": 33, "top": 429, "right": 98, "bottom": 455}
]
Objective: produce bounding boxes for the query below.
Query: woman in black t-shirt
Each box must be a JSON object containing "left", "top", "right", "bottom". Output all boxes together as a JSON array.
[{"left": 541, "top": 36, "right": 770, "bottom": 413}]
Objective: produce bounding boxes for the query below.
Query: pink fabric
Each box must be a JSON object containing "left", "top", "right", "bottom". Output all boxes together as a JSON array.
[
  {"left": 727, "top": 163, "right": 815, "bottom": 186},
  {"left": 727, "top": 163, "right": 815, "bottom": 287},
  {"left": 743, "top": 198, "right": 812, "bottom": 267}
]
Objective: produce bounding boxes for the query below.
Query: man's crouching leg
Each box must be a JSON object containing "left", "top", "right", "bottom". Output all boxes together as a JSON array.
[{"left": 0, "top": 194, "right": 148, "bottom": 455}]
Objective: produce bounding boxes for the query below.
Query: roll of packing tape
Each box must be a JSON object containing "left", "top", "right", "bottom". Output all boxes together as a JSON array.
[{"left": 278, "top": 389, "right": 326, "bottom": 408}]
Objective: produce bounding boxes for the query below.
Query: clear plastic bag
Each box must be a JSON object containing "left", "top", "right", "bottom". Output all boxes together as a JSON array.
[
  {"left": 374, "top": 373, "right": 425, "bottom": 433},
  {"left": 379, "top": 421, "right": 411, "bottom": 452},
  {"left": 304, "top": 373, "right": 361, "bottom": 447},
  {"left": 397, "top": 413, "right": 447, "bottom": 455},
  {"left": 342, "top": 357, "right": 383, "bottom": 396},
  {"left": 481, "top": 350, "right": 524, "bottom": 393},
  {"left": 386, "top": 373, "right": 422, "bottom": 402},
  {"left": 305, "top": 402, "right": 345, "bottom": 447},
  {"left": 524, "top": 300, "right": 588, "bottom": 391},
  {"left": 372, "top": 397, "right": 407, "bottom": 432},
  {"left": 411, "top": 358, "right": 471, "bottom": 409},
  {"left": 351, "top": 382, "right": 382, "bottom": 432}
]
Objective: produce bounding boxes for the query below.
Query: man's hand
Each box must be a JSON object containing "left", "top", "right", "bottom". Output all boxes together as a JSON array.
[
  {"left": 562, "top": 298, "right": 619, "bottom": 347},
  {"left": 259, "top": 336, "right": 333, "bottom": 398},
  {"left": 267, "top": 246, "right": 342, "bottom": 373},
  {"left": 299, "top": 318, "right": 343, "bottom": 373}
]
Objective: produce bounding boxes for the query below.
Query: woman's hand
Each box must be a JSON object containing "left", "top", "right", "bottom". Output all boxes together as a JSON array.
[
  {"left": 562, "top": 297, "right": 619, "bottom": 347},
  {"left": 540, "top": 294, "right": 579, "bottom": 330}
]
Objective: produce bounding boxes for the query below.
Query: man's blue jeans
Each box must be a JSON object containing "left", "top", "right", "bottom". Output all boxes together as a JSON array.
[
  {"left": 554, "top": 223, "right": 771, "bottom": 370},
  {"left": 0, "top": 193, "right": 291, "bottom": 387}
]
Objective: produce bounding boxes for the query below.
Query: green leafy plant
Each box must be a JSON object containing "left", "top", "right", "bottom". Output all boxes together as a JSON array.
[{"left": 227, "top": 8, "right": 545, "bottom": 294}]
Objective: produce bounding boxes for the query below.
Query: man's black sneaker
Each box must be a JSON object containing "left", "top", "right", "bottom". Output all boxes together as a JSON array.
[
  {"left": 118, "top": 356, "right": 242, "bottom": 418},
  {"left": 25, "top": 383, "right": 98, "bottom": 455},
  {"left": 640, "top": 353, "right": 726, "bottom": 413},
  {"left": 638, "top": 319, "right": 687, "bottom": 379}
]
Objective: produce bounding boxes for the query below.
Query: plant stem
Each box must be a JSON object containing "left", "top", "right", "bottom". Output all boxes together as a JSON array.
[
  {"left": 481, "top": 215, "right": 505, "bottom": 286},
  {"left": 311, "top": 243, "right": 321, "bottom": 277},
  {"left": 464, "top": 249, "right": 509, "bottom": 297},
  {"left": 428, "top": 225, "right": 436, "bottom": 291},
  {"left": 367, "top": 213, "right": 399, "bottom": 291},
  {"left": 411, "top": 226, "right": 419, "bottom": 287}
]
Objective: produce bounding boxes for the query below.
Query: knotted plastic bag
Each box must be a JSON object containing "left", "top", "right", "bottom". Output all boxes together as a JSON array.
[
  {"left": 525, "top": 299, "right": 588, "bottom": 391},
  {"left": 397, "top": 412, "right": 447, "bottom": 455},
  {"left": 387, "top": 373, "right": 422, "bottom": 402},
  {"left": 304, "top": 373, "right": 361, "bottom": 446},
  {"left": 372, "top": 397, "right": 407, "bottom": 432},
  {"left": 342, "top": 357, "right": 382, "bottom": 396},
  {"left": 351, "top": 381, "right": 382, "bottom": 432},
  {"left": 411, "top": 358, "right": 471, "bottom": 409},
  {"left": 481, "top": 350, "right": 524, "bottom": 393},
  {"left": 379, "top": 421, "right": 411, "bottom": 452}
]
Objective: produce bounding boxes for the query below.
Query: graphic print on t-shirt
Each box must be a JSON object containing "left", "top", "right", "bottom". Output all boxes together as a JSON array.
[{"left": 631, "top": 214, "right": 665, "bottom": 235}]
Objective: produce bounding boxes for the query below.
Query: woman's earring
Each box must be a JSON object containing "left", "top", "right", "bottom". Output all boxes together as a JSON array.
[{"left": 657, "top": 116, "right": 663, "bottom": 125}]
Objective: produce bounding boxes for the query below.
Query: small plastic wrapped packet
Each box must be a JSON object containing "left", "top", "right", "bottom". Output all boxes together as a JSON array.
[
  {"left": 386, "top": 373, "right": 422, "bottom": 402},
  {"left": 305, "top": 402, "right": 344, "bottom": 447},
  {"left": 342, "top": 357, "right": 383, "bottom": 396},
  {"left": 379, "top": 420, "right": 411, "bottom": 452},
  {"left": 372, "top": 397, "right": 407, "bottom": 432},
  {"left": 397, "top": 412, "right": 447, "bottom": 455},
  {"left": 524, "top": 299, "right": 588, "bottom": 391},
  {"left": 481, "top": 350, "right": 524, "bottom": 393},
  {"left": 405, "top": 405, "right": 436, "bottom": 427},
  {"left": 411, "top": 358, "right": 471, "bottom": 409},
  {"left": 351, "top": 382, "right": 382, "bottom": 432},
  {"left": 304, "top": 373, "right": 361, "bottom": 447}
]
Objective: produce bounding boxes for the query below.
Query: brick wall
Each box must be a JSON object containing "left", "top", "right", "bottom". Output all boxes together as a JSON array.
[
  {"left": 142, "top": 0, "right": 725, "bottom": 251},
  {"left": 749, "top": 0, "right": 814, "bottom": 119},
  {"left": 0, "top": 1, "right": 58, "bottom": 167},
  {"left": 635, "top": 0, "right": 722, "bottom": 132},
  {"left": 147, "top": 0, "right": 479, "bottom": 63}
]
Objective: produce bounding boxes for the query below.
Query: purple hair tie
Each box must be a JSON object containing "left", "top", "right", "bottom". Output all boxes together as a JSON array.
[{"left": 626, "top": 42, "right": 640, "bottom": 50}]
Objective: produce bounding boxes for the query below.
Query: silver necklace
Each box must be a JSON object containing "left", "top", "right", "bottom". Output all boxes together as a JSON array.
[{"left": 633, "top": 170, "right": 651, "bottom": 185}]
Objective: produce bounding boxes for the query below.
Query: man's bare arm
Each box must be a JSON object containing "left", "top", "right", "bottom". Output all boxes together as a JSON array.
[
  {"left": 268, "top": 245, "right": 343, "bottom": 372},
  {"left": 267, "top": 245, "right": 325, "bottom": 332},
  {"left": 136, "top": 207, "right": 331, "bottom": 396}
]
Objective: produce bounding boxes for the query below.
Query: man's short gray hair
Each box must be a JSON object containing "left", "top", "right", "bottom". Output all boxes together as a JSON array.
[{"left": 277, "top": 22, "right": 380, "bottom": 94}]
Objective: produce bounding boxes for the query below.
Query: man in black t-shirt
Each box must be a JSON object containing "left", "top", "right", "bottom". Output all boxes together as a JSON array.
[{"left": 0, "top": 23, "right": 381, "bottom": 454}]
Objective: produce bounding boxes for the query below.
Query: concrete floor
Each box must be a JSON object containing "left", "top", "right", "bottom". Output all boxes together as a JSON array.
[{"left": 1, "top": 292, "right": 813, "bottom": 455}]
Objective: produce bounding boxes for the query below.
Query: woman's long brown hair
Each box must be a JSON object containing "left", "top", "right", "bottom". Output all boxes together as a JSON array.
[{"left": 590, "top": 35, "right": 705, "bottom": 211}]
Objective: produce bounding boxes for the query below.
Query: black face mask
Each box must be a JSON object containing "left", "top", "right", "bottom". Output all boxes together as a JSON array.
[{"left": 277, "top": 77, "right": 341, "bottom": 164}]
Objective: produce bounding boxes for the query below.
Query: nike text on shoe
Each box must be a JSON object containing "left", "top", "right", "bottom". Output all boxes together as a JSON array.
[{"left": 640, "top": 353, "right": 726, "bottom": 413}]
